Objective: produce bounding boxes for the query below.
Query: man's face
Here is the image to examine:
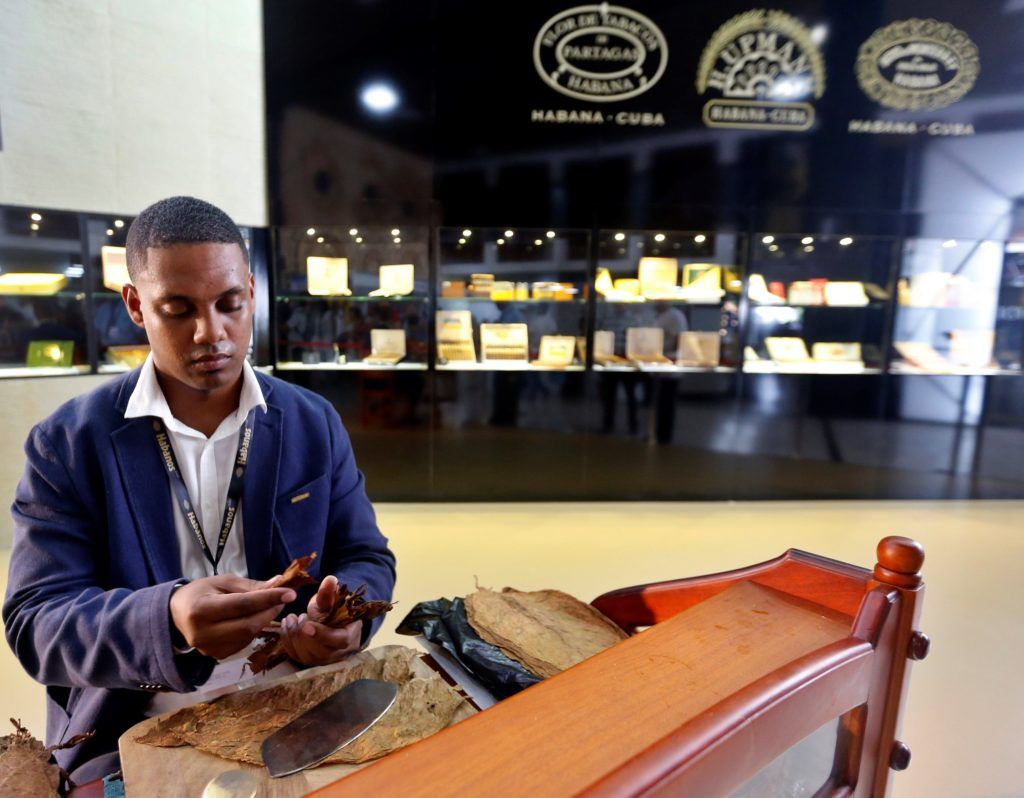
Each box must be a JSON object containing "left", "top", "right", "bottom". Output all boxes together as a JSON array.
[{"left": 123, "top": 242, "right": 254, "bottom": 395}]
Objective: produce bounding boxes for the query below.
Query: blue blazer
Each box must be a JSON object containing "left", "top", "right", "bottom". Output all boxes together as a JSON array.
[{"left": 3, "top": 369, "right": 397, "bottom": 783}]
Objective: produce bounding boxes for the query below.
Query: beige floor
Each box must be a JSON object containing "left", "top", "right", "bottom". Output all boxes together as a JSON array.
[{"left": 2, "top": 500, "right": 1021, "bottom": 797}]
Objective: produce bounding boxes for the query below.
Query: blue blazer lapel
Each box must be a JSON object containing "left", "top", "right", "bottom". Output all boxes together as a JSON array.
[
  {"left": 241, "top": 403, "right": 283, "bottom": 579},
  {"left": 110, "top": 418, "right": 182, "bottom": 584}
]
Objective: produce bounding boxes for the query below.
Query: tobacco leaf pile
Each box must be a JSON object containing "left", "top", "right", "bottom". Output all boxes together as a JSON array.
[
  {"left": 0, "top": 719, "right": 93, "bottom": 796},
  {"left": 138, "top": 646, "right": 465, "bottom": 766},
  {"left": 464, "top": 587, "right": 628, "bottom": 678},
  {"left": 247, "top": 553, "right": 394, "bottom": 674}
]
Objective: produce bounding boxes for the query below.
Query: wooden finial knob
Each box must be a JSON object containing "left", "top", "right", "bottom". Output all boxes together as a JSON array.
[{"left": 874, "top": 536, "right": 924, "bottom": 588}]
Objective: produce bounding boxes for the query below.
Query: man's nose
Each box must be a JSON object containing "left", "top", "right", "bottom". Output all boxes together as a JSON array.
[{"left": 194, "top": 311, "right": 227, "bottom": 344}]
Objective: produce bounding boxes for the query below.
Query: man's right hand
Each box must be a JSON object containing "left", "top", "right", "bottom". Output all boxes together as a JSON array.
[{"left": 169, "top": 575, "right": 296, "bottom": 660}]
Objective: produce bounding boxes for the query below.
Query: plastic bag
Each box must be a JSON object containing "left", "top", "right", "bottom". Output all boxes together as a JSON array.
[{"left": 396, "top": 597, "right": 541, "bottom": 700}]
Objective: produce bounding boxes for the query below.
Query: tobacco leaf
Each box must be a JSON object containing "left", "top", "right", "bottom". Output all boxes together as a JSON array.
[
  {"left": 278, "top": 552, "right": 319, "bottom": 590},
  {"left": 465, "top": 587, "right": 628, "bottom": 678},
  {"left": 0, "top": 718, "right": 94, "bottom": 797},
  {"left": 138, "top": 646, "right": 465, "bottom": 766},
  {"left": 247, "top": 579, "right": 394, "bottom": 674}
]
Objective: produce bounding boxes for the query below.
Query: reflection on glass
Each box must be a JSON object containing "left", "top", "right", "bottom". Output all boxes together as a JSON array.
[{"left": 729, "top": 716, "right": 839, "bottom": 797}]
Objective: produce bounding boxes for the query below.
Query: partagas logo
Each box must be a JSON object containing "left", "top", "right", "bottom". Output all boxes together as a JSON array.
[
  {"left": 696, "top": 9, "right": 825, "bottom": 131},
  {"left": 533, "top": 4, "right": 668, "bottom": 102},
  {"left": 856, "top": 18, "right": 979, "bottom": 110}
]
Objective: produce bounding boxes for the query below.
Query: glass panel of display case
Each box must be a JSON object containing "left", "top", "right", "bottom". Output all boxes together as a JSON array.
[
  {"left": 593, "top": 229, "right": 743, "bottom": 374},
  {"left": 0, "top": 207, "right": 90, "bottom": 377},
  {"left": 890, "top": 237, "right": 1017, "bottom": 376},
  {"left": 743, "top": 234, "right": 897, "bottom": 375},
  {"left": 274, "top": 225, "right": 429, "bottom": 370},
  {"left": 436, "top": 228, "right": 589, "bottom": 371},
  {"left": 83, "top": 215, "right": 152, "bottom": 373}
]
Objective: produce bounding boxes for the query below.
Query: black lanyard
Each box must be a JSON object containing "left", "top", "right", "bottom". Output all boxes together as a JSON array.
[{"left": 152, "top": 410, "right": 255, "bottom": 575}]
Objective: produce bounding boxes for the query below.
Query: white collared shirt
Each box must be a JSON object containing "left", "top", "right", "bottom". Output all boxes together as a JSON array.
[{"left": 124, "top": 353, "right": 267, "bottom": 581}]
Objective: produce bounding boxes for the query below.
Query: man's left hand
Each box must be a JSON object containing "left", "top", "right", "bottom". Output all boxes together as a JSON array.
[{"left": 280, "top": 574, "right": 363, "bottom": 667}]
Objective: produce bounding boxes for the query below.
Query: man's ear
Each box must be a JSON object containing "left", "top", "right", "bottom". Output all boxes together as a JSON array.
[{"left": 122, "top": 283, "right": 145, "bottom": 328}]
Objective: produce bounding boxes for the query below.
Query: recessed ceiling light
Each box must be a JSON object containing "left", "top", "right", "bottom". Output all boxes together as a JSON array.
[
  {"left": 801, "top": 236, "right": 813, "bottom": 245},
  {"left": 839, "top": 236, "right": 853, "bottom": 246},
  {"left": 762, "top": 235, "right": 775, "bottom": 245},
  {"left": 30, "top": 212, "right": 42, "bottom": 222},
  {"left": 306, "top": 228, "right": 315, "bottom": 236},
  {"left": 114, "top": 219, "right": 125, "bottom": 228},
  {"left": 654, "top": 233, "right": 666, "bottom": 242},
  {"left": 694, "top": 234, "right": 707, "bottom": 243}
]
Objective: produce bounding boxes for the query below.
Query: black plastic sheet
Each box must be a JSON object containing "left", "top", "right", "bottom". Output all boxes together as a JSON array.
[{"left": 396, "top": 597, "right": 541, "bottom": 700}]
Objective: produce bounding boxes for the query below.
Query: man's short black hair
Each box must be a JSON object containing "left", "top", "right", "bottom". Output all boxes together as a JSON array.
[{"left": 125, "top": 196, "right": 248, "bottom": 279}]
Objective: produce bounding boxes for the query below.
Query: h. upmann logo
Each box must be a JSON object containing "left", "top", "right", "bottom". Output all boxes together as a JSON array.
[
  {"left": 533, "top": 4, "right": 668, "bottom": 102},
  {"left": 696, "top": 9, "right": 825, "bottom": 131}
]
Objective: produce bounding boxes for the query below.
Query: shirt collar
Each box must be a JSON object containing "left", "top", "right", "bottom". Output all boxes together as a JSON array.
[{"left": 124, "top": 353, "right": 266, "bottom": 439}]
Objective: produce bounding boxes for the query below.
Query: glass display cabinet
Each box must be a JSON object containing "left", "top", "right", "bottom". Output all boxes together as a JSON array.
[
  {"left": 592, "top": 229, "right": 743, "bottom": 374},
  {"left": 742, "top": 234, "right": 897, "bottom": 375},
  {"left": 435, "top": 227, "right": 589, "bottom": 371},
  {"left": 82, "top": 214, "right": 150, "bottom": 374},
  {"left": 0, "top": 207, "right": 90, "bottom": 377},
  {"left": 890, "top": 237, "right": 1016, "bottom": 376},
  {"left": 273, "top": 224, "right": 429, "bottom": 371}
]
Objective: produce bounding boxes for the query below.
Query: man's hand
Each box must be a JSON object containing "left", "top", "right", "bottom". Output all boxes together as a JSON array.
[
  {"left": 280, "top": 574, "right": 363, "bottom": 667},
  {"left": 169, "top": 575, "right": 296, "bottom": 660}
]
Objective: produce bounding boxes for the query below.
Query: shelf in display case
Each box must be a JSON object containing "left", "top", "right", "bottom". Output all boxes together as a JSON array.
[
  {"left": 597, "top": 297, "right": 731, "bottom": 306},
  {"left": 0, "top": 365, "right": 92, "bottom": 379},
  {"left": 743, "top": 361, "right": 883, "bottom": 375},
  {"left": 275, "top": 295, "right": 428, "bottom": 303},
  {"left": 275, "top": 361, "right": 429, "bottom": 372},
  {"left": 435, "top": 362, "right": 586, "bottom": 372},
  {"left": 592, "top": 364, "right": 738, "bottom": 374},
  {"left": 888, "top": 363, "right": 1022, "bottom": 377},
  {"left": 749, "top": 301, "right": 885, "bottom": 310},
  {"left": 437, "top": 296, "right": 586, "bottom": 305}
]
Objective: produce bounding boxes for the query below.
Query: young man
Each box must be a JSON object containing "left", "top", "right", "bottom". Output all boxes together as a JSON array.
[{"left": 3, "top": 197, "right": 396, "bottom": 782}]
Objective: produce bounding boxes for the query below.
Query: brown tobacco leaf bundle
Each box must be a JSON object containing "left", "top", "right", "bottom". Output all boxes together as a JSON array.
[
  {"left": 140, "top": 646, "right": 465, "bottom": 766},
  {"left": 465, "top": 587, "right": 628, "bottom": 678},
  {"left": 247, "top": 557, "right": 394, "bottom": 674},
  {"left": 0, "top": 718, "right": 94, "bottom": 796}
]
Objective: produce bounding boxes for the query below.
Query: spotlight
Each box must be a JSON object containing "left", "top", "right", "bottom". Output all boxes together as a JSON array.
[
  {"left": 306, "top": 228, "right": 316, "bottom": 236},
  {"left": 839, "top": 237, "right": 853, "bottom": 246},
  {"left": 762, "top": 235, "right": 775, "bottom": 245},
  {"left": 114, "top": 219, "right": 125, "bottom": 228},
  {"left": 694, "top": 234, "right": 707, "bottom": 243},
  {"left": 654, "top": 233, "right": 666, "bottom": 242},
  {"left": 360, "top": 82, "right": 400, "bottom": 114}
]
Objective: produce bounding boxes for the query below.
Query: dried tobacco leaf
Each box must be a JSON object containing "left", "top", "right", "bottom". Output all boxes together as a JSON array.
[
  {"left": 139, "top": 646, "right": 465, "bottom": 766},
  {"left": 247, "top": 580, "right": 393, "bottom": 674},
  {"left": 278, "top": 552, "right": 319, "bottom": 590},
  {"left": 465, "top": 587, "right": 628, "bottom": 678},
  {"left": 0, "top": 718, "right": 94, "bottom": 797}
]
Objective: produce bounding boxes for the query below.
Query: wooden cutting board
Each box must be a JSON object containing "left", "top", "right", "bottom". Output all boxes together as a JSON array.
[{"left": 119, "top": 646, "right": 474, "bottom": 798}]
